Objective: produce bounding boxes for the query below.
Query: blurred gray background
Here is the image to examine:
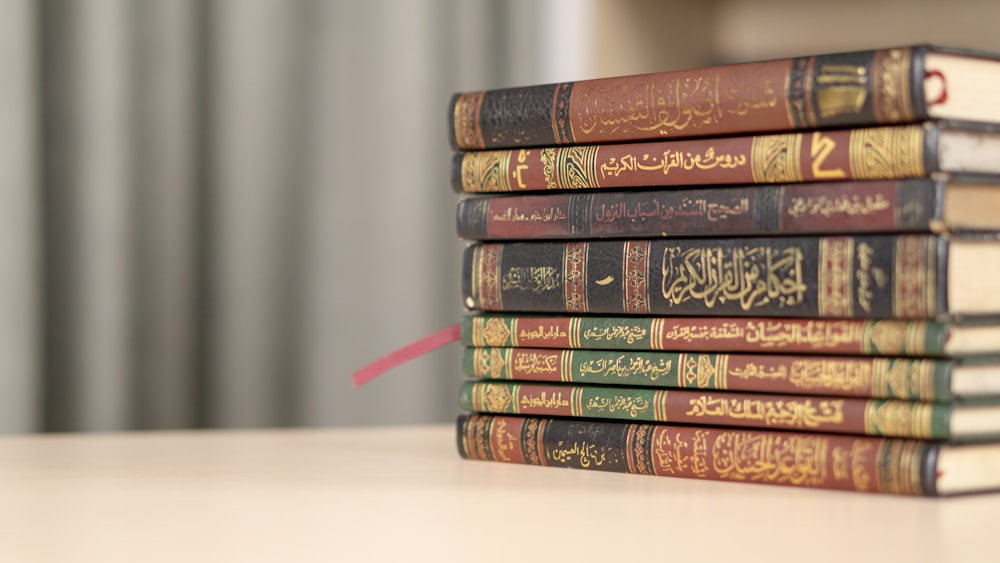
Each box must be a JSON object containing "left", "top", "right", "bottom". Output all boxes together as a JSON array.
[{"left": 3, "top": 0, "right": 1000, "bottom": 433}]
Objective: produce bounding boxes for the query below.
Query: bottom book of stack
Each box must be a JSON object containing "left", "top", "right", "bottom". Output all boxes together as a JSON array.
[{"left": 457, "top": 412, "right": 1000, "bottom": 496}]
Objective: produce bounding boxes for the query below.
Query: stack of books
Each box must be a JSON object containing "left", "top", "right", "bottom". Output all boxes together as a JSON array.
[{"left": 448, "top": 45, "right": 1000, "bottom": 496}]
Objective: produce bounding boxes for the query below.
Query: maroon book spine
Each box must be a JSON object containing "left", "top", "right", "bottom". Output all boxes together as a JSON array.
[
  {"left": 450, "top": 46, "right": 931, "bottom": 150},
  {"left": 453, "top": 124, "right": 934, "bottom": 193},
  {"left": 456, "top": 178, "right": 940, "bottom": 240}
]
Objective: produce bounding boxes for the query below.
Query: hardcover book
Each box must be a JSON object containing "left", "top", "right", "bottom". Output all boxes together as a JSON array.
[
  {"left": 457, "top": 413, "right": 1000, "bottom": 495},
  {"left": 450, "top": 45, "right": 1000, "bottom": 150},
  {"left": 453, "top": 122, "right": 1000, "bottom": 193},
  {"left": 458, "top": 380, "right": 1000, "bottom": 440},
  {"left": 456, "top": 177, "right": 1000, "bottom": 240},
  {"left": 462, "top": 234, "right": 1000, "bottom": 319},
  {"left": 463, "top": 346, "right": 1000, "bottom": 402},
  {"left": 462, "top": 314, "right": 1000, "bottom": 357}
]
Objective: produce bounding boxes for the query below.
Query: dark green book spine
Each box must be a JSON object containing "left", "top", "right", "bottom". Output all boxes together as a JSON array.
[
  {"left": 458, "top": 380, "right": 954, "bottom": 439},
  {"left": 463, "top": 347, "right": 956, "bottom": 401},
  {"left": 460, "top": 314, "right": 954, "bottom": 356},
  {"left": 457, "top": 413, "right": 940, "bottom": 495},
  {"left": 462, "top": 234, "right": 946, "bottom": 319}
]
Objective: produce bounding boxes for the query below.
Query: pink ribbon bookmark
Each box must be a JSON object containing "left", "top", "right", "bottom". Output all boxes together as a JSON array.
[{"left": 352, "top": 323, "right": 461, "bottom": 387}]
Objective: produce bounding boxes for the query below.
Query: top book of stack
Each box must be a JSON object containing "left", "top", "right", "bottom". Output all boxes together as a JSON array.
[{"left": 449, "top": 45, "right": 1000, "bottom": 150}]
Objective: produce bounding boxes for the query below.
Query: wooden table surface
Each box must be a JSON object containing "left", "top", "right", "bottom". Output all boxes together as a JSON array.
[{"left": 0, "top": 424, "right": 996, "bottom": 562}]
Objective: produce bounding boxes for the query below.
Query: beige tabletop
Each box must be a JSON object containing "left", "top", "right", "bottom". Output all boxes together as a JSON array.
[{"left": 0, "top": 424, "right": 996, "bottom": 562}]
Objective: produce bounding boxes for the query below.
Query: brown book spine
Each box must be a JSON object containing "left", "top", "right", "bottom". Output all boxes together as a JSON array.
[
  {"left": 458, "top": 381, "right": 953, "bottom": 439},
  {"left": 463, "top": 234, "right": 947, "bottom": 319},
  {"left": 453, "top": 124, "right": 933, "bottom": 193},
  {"left": 456, "top": 179, "right": 940, "bottom": 240},
  {"left": 461, "top": 314, "right": 951, "bottom": 356},
  {"left": 457, "top": 413, "right": 939, "bottom": 495},
  {"left": 450, "top": 46, "right": 928, "bottom": 150}
]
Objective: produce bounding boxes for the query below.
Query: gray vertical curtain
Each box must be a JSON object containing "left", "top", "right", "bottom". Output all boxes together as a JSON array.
[{"left": 0, "top": 0, "right": 547, "bottom": 433}]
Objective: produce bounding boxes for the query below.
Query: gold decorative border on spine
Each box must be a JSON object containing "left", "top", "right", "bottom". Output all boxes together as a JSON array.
[
  {"left": 461, "top": 150, "right": 512, "bottom": 192},
  {"left": 524, "top": 417, "right": 544, "bottom": 466},
  {"left": 848, "top": 125, "right": 925, "bottom": 180},
  {"left": 624, "top": 240, "right": 651, "bottom": 314},
  {"left": 871, "top": 48, "right": 914, "bottom": 123},
  {"left": 453, "top": 92, "right": 485, "bottom": 150},
  {"left": 652, "top": 390, "right": 669, "bottom": 423},
  {"left": 904, "top": 321, "right": 927, "bottom": 356},
  {"left": 571, "top": 387, "right": 584, "bottom": 417},
  {"left": 626, "top": 423, "right": 653, "bottom": 475},
  {"left": 564, "top": 242, "right": 588, "bottom": 313},
  {"left": 818, "top": 237, "right": 855, "bottom": 317},
  {"left": 568, "top": 318, "right": 582, "bottom": 348},
  {"left": 751, "top": 133, "right": 804, "bottom": 183},
  {"left": 477, "top": 244, "right": 502, "bottom": 311},
  {"left": 472, "top": 348, "right": 487, "bottom": 378},
  {"left": 540, "top": 148, "right": 557, "bottom": 188},
  {"left": 650, "top": 319, "right": 666, "bottom": 351},
  {"left": 893, "top": 235, "right": 932, "bottom": 318},
  {"left": 561, "top": 350, "right": 573, "bottom": 383}
]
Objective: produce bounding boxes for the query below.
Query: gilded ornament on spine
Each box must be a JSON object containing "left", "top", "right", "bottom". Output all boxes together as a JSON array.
[
  {"left": 523, "top": 417, "right": 543, "bottom": 465},
  {"left": 893, "top": 236, "right": 933, "bottom": 318},
  {"left": 462, "top": 149, "right": 512, "bottom": 192},
  {"left": 751, "top": 133, "right": 804, "bottom": 183},
  {"left": 871, "top": 48, "right": 914, "bottom": 123},
  {"left": 627, "top": 424, "right": 653, "bottom": 475},
  {"left": 818, "top": 237, "right": 855, "bottom": 317},
  {"left": 864, "top": 401, "right": 933, "bottom": 438},
  {"left": 476, "top": 245, "right": 502, "bottom": 311},
  {"left": 624, "top": 240, "right": 651, "bottom": 314},
  {"left": 553, "top": 145, "right": 601, "bottom": 189},
  {"left": 848, "top": 125, "right": 925, "bottom": 179},
  {"left": 876, "top": 440, "right": 925, "bottom": 495},
  {"left": 453, "top": 91, "right": 485, "bottom": 149},
  {"left": 564, "top": 242, "right": 589, "bottom": 313}
]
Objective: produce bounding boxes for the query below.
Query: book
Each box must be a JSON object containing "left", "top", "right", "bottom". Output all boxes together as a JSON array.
[
  {"left": 456, "top": 177, "right": 1000, "bottom": 240},
  {"left": 462, "top": 234, "right": 1000, "bottom": 319},
  {"left": 458, "top": 380, "right": 1000, "bottom": 440},
  {"left": 449, "top": 45, "right": 1000, "bottom": 150},
  {"left": 457, "top": 412, "right": 1000, "bottom": 495},
  {"left": 462, "top": 314, "right": 1000, "bottom": 357},
  {"left": 463, "top": 347, "right": 1000, "bottom": 402},
  {"left": 453, "top": 122, "right": 1000, "bottom": 193}
]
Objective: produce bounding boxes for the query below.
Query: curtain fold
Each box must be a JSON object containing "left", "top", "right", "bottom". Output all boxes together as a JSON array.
[
  {"left": 4, "top": 0, "right": 556, "bottom": 433},
  {"left": 0, "top": 0, "right": 38, "bottom": 433}
]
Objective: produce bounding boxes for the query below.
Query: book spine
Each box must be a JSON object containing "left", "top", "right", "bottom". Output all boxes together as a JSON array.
[
  {"left": 456, "top": 179, "right": 940, "bottom": 240},
  {"left": 463, "top": 347, "right": 955, "bottom": 401},
  {"left": 457, "top": 413, "right": 938, "bottom": 495},
  {"left": 461, "top": 314, "right": 951, "bottom": 356},
  {"left": 462, "top": 234, "right": 946, "bottom": 318},
  {"left": 453, "top": 124, "right": 933, "bottom": 193},
  {"left": 450, "top": 46, "right": 927, "bottom": 150},
  {"left": 458, "top": 381, "right": 952, "bottom": 439}
]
